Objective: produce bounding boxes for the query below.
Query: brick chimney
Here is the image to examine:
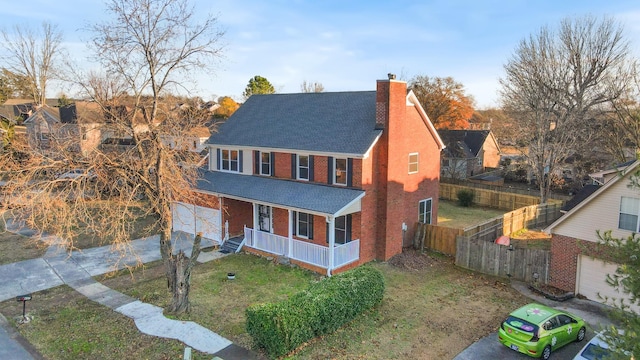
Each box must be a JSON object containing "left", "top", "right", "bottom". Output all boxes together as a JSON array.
[{"left": 375, "top": 74, "right": 407, "bottom": 130}]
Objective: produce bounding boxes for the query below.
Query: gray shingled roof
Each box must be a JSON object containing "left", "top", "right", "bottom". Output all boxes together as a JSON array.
[
  {"left": 438, "top": 130, "right": 490, "bottom": 159},
  {"left": 197, "top": 171, "right": 364, "bottom": 216},
  {"left": 207, "top": 92, "right": 382, "bottom": 155}
]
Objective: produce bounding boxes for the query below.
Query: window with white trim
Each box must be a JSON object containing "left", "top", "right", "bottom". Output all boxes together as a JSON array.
[
  {"left": 297, "top": 155, "right": 309, "bottom": 180},
  {"left": 419, "top": 198, "right": 432, "bottom": 224},
  {"left": 221, "top": 149, "right": 239, "bottom": 172},
  {"left": 408, "top": 153, "right": 419, "bottom": 174},
  {"left": 295, "top": 212, "right": 313, "bottom": 239},
  {"left": 335, "top": 215, "right": 349, "bottom": 244},
  {"left": 334, "top": 158, "right": 348, "bottom": 185},
  {"left": 260, "top": 151, "right": 271, "bottom": 175},
  {"left": 619, "top": 196, "right": 640, "bottom": 231}
]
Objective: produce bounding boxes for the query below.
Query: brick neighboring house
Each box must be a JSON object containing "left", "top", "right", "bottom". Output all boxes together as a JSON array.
[
  {"left": 438, "top": 129, "right": 500, "bottom": 179},
  {"left": 173, "top": 76, "right": 444, "bottom": 275},
  {"left": 545, "top": 160, "right": 640, "bottom": 312}
]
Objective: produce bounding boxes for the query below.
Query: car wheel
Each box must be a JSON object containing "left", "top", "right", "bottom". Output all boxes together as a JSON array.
[
  {"left": 576, "top": 326, "right": 586, "bottom": 342},
  {"left": 542, "top": 345, "right": 551, "bottom": 360}
]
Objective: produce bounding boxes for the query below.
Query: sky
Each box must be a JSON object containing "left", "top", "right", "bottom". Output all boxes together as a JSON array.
[{"left": 2, "top": 0, "right": 640, "bottom": 109}]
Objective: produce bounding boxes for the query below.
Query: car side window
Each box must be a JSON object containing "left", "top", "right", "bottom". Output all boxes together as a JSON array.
[
  {"left": 544, "top": 317, "right": 560, "bottom": 330},
  {"left": 557, "top": 314, "right": 573, "bottom": 325}
]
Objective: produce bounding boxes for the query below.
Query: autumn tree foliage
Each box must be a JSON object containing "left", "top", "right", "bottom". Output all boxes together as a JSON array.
[
  {"left": 409, "top": 75, "right": 475, "bottom": 130},
  {"left": 215, "top": 96, "right": 239, "bottom": 118},
  {"left": 243, "top": 75, "right": 275, "bottom": 100}
]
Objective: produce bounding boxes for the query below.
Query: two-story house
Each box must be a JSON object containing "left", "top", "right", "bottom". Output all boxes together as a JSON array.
[
  {"left": 173, "top": 76, "right": 444, "bottom": 275},
  {"left": 545, "top": 160, "right": 640, "bottom": 312},
  {"left": 438, "top": 129, "right": 500, "bottom": 179}
]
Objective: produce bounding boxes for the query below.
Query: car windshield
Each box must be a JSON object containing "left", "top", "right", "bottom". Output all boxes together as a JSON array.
[
  {"left": 579, "top": 343, "right": 612, "bottom": 360},
  {"left": 505, "top": 316, "right": 538, "bottom": 333}
]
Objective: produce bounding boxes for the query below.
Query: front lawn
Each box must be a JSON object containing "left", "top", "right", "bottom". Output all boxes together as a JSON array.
[
  {"left": 0, "top": 251, "right": 531, "bottom": 359},
  {"left": 0, "top": 232, "right": 47, "bottom": 265}
]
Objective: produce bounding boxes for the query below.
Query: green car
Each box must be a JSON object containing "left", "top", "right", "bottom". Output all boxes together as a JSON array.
[{"left": 498, "top": 303, "right": 586, "bottom": 359}]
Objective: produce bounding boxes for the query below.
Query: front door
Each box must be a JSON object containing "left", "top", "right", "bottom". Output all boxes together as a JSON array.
[{"left": 258, "top": 205, "right": 271, "bottom": 232}]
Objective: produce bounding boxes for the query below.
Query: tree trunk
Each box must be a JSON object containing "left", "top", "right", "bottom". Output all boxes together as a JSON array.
[{"left": 165, "top": 233, "right": 203, "bottom": 314}]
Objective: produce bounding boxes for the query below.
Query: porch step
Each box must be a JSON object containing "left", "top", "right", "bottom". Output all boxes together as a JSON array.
[{"left": 220, "top": 237, "right": 243, "bottom": 254}]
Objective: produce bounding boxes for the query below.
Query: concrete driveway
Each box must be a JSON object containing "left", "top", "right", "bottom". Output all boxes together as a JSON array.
[
  {"left": 454, "top": 330, "right": 596, "bottom": 360},
  {"left": 454, "top": 281, "right": 615, "bottom": 360}
]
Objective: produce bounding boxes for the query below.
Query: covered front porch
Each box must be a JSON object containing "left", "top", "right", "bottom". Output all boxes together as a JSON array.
[
  {"left": 196, "top": 171, "right": 366, "bottom": 275},
  {"left": 244, "top": 227, "right": 360, "bottom": 273}
]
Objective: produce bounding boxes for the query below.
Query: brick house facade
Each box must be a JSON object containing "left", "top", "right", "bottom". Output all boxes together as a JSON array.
[
  {"left": 175, "top": 76, "right": 444, "bottom": 275},
  {"left": 545, "top": 160, "right": 640, "bottom": 311}
]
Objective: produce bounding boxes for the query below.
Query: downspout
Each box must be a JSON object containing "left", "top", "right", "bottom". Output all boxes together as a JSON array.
[
  {"left": 288, "top": 209, "right": 293, "bottom": 258},
  {"left": 327, "top": 216, "right": 335, "bottom": 277}
]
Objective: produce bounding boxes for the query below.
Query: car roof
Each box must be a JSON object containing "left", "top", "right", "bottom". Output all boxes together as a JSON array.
[{"left": 510, "top": 303, "right": 561, "bottom": 324}]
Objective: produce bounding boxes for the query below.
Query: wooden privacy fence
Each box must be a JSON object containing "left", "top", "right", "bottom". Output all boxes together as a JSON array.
[
  {"left": 415, "top": 202, "right": 561, "bottom": 255},
  {"left": 463, "top": 203, "right": 562, "bottom": 242},
  {"left": 440, "top": 183, "right": 563, "bottom": 210},
  {"left": 455, "top": 237, "right": 550, "bottom": 283},
  {"left": 413, "top": 223, "right": 460, "bottom": 256}
]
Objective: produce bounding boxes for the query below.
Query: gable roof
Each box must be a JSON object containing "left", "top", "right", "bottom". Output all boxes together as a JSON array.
[
  {"left": 438, "top": 130, "right": 491, "bottom": 159},
  {"left": 23, "top": 105, "right": 61, "bottom": 124},
  {"left": 545, "top": 160, "right": 640, "bottom": 232},
  {"left": 206, "top": 91, "right": 382, "bottom": 156}
]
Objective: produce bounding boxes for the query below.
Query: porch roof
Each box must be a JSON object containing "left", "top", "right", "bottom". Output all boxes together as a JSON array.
[{"left": 196, "top": 171, "right": 364, "bottom": 217}]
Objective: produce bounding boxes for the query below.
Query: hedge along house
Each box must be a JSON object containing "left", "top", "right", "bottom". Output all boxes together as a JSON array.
[{"left": 174, "top": 76, "right": 444, "bottom": 275}]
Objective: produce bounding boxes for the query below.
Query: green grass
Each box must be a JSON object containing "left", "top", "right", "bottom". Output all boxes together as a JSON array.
[
  {"left": 1, "top": 252, "right": 532, "bottom": 359},
  {"left": 437, "top": 199, "right": 505, "bottom": 229}
]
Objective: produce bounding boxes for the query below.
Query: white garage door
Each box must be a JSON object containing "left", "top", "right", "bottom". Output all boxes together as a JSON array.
[
  {"left": 172, "top": 202, "right": 221, "bottom": 242},
  {"left": 577, "top": 255, "right": 639, "bottom": 313}
]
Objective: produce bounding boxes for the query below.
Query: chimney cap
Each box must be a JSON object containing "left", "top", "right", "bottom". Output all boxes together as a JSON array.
[{"left": 388, "top": 73, "right": 396, "bottom": 80}]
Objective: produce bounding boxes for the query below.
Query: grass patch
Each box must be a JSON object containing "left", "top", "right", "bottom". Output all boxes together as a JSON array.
[
  {"left": 437, "top": 199, "right": 505, "bottom": 229},
  {"left": 0, "top": 285, "right": 210, "bottom": 360},
  {"left": 0, "top": 231, "right": 47, "bottom": 265},
  {"left": 1, "top": 251, "right": 532, "bottom": 359}
]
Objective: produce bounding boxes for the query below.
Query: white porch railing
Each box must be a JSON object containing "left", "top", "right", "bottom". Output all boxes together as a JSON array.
[
  {"left": 334, "top": 240, "right": 360, "bottom": 268},
  {"left": 243, "top": 227, "right": 359, "bottom": 271},
  {"left": 244, "top": 227, "right": 287, "bottom": 255}
]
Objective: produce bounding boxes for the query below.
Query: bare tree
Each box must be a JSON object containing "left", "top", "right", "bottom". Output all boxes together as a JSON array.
[
  {"left": 3, "top": 0, "right": 224, "bottom": 315},
  {"left": 0, "top": 22, "right": 63, "bottom": 105},
  {"left": 500, "top": 16, "right": 631, "bottom": 203},
  {"left": 300, "top": 80, "right": 324, "bottom": 93}
]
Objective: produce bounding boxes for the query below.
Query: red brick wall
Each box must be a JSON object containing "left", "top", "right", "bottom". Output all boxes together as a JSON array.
[
  {"left": 222, "top": 198, "right": 252, "bottom": 237},
  {"left": 273, "top": 151, "right": 290, "bottom": 179},
  {"left": 314, "top": 156, "right": 328, "bottom": 184},
  {"left": 549, "top": 234, "right": 612, "bottom": 292}
]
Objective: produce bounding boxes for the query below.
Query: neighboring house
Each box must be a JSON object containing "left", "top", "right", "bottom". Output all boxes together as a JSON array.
[
  {"left": 162, "top": 126, "right": 211, "bottom": 153},
  {"left": 24, "top": 102, "right": 103, "bottom": 156},
  {"left": 438, "top": 129, "right": 500, "bottom": 179},
  {"left": 588, "top": 159, "right": 636, "bottom": 185},
  {"left": 173, "top": 76, "right": 444, "bottom": 275},
  {"left": 545, "top": 160, "right": 640, "bottom": 312},
  {"left": 0, "top": 99, "right": 36, "bottom": 123}
]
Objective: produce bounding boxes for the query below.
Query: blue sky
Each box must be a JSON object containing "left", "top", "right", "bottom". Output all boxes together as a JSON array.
[{"left": 2, "top": 0, "right": 640, "bottom": 108}]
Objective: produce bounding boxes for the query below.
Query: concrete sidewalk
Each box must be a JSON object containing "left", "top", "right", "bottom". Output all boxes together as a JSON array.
[{"left": 0, "top": 222, "right": 263, "bottom": 359}]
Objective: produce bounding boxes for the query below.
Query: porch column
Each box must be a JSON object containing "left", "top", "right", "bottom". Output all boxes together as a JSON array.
[
  {"left": 252, "top": 203, "right": 258, "bottom": 231},
  {"left": 327, "top": 216, "right": 335, "bottom": 276},
  {"left": 288, "top": 209, "right": 293, "bottom": 258}
]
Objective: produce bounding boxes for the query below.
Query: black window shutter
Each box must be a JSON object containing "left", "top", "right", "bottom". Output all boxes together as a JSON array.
[
  {"left": 216, "top": 148, "right": 221, "bottom": 170},
  {"left": 239, "top": 150, "right": 243, "bottom": 172},
  {"left": 326, "top": 222, "right": 330, "bottom": 244},
  {"left": 327, "top": 157, "right": 334, "bottom": 184},
  {"left": 308, "top": 215, "right": 314, "bottom": 239},
  {"left": 309, "top": 155, "right": 314, "bottom": 181},
  {"left": 292, "top": 212, "right": 298, "bottom": 236},
  {"left": 347, "top": 158, "right": 353, "bottom": 186},
  {"left": 254, "top": 150, "right": 259, "bottom": 174},
  {"left": 346, "top": 214, "right": 352, "bottom": 242},
  {"left": 270, "top": 152, "right": 276, "bottom": 176},
  {"left": 291, "top": 154, "right": 297, "bottom": 179}
]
